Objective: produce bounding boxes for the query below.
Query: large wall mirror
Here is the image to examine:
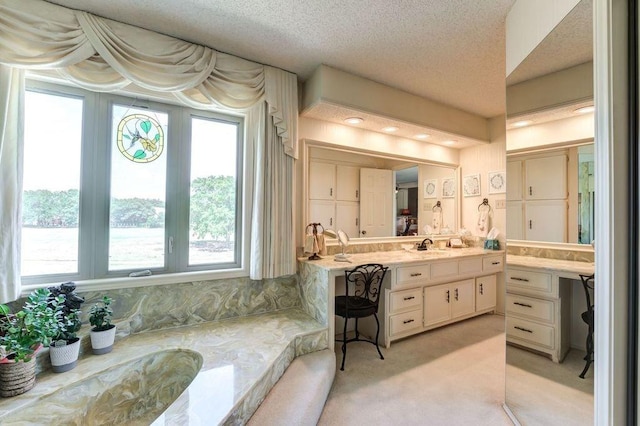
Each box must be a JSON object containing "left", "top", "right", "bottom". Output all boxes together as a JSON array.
[
  {"left": 504, "top": 0, "right": 594, "bottom": 424},
  {"left": 304, "top": 142, "right": 459, "bottom": 241}
]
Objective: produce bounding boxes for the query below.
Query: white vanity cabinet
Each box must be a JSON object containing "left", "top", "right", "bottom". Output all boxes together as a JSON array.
[
  {"left": 382, "top": 253, "right": 504, "bottom": 347},
  {"left": 424, "top": 279, "right": 475, "bottom": 327},
  {"left": 505, "top": 265, "right": 571, "bottom": 362}
]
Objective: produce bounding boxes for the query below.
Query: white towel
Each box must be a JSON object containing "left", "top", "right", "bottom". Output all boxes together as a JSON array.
[
  {"left": 316, "top": 234, "right": 326, "bottom": 255},
  {"left": 432, "top": 212, "right": 442, "bottom": 234},
  {"left": 476, "top": 210, "right": 489, "bottom": 238},
  {"left": 304, "top": 234, "right": 317, "bottom": 253}
]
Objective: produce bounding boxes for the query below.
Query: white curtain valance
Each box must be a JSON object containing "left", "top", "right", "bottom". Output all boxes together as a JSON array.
[{"left": 0, "top": 0, "right": 297, "bottom": 157}]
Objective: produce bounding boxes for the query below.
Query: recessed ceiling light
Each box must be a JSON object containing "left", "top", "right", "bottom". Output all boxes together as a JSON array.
[
  {"left": 442, "top": 140, "right": 457, "bottom": 146},
  {"left": 574, "top": 106, "right": 595, "bottom": 114},
  {"left": 415, "top": 133, "right": 430, "bottom": 139},
  {"left": 382, "top": 126, "right": 399, "bottom": 132},
  {"left": 512, "top": 120, "right": 533, "bottom": 128},
  {"left": 344, "top": 117, "right": 363, "bottom": 124}
]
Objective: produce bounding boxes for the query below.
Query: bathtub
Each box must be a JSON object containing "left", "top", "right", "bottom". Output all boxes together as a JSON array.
[{"left": 0, "top": 349, "right": 202, "bottom": 425}]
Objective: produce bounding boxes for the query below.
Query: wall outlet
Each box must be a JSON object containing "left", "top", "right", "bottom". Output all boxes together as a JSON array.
[
  {"left": 495, "top": 199, "right": 506, "bottom": 209},
  {"left": 423, "top": 202, "right": 432, "bottom": 210}
]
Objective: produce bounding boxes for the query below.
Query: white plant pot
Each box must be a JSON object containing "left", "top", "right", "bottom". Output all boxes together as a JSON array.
[
  {"left": 90, "top": 325, "right": 116, "bottom": 355},
  {"left": 49, "top": 338, "right": 81, "bottom": 373}
]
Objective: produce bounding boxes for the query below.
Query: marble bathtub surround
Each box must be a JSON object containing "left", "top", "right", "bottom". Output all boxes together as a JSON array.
[{"left": 0, "top": 309, "right": 327, "bottom": 425}]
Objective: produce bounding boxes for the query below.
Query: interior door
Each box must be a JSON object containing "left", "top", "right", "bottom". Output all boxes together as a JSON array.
[{"left": 359, "top": 168, "right": 393, "bottom": 237}]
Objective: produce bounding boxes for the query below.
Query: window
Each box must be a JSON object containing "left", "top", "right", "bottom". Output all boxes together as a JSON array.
[{"left": 21, "top": 81, "right": 245, "bottom": 284}]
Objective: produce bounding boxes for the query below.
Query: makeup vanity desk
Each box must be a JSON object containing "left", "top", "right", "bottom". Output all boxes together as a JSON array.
[
  {"left": 298, "top": 248, "right": 505, "bottom": 350},
  {"left": 506, "top": 255, "right": 595, "bottom": 362}
]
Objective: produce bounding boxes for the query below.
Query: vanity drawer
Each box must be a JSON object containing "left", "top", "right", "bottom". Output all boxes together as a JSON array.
[
  {"left": 431, "top": 260, "right": 458, "bottom": 279},
  {"left": 389, "top": 288, "right": 422, "bottom": 314},
  {"left": 389, "top": 309, "right": 423, "bottom": 336},
  {"left": 483, "top": 255, "right": 504, "bottom": 272},
  {"left": 506, "top": 268, "right": 555, "bottom": 297},
  {"left": 506, "top": 293, "right": 555, "bottom": 324},
  {"left": 459, "top": 257, "right": 482, "bottom": 275},
  {"left": 396, "top": 264, "right": 430, "bottom": 286},
  {"left": 506, "top": 317, "right": 555, "bottom": 349}
]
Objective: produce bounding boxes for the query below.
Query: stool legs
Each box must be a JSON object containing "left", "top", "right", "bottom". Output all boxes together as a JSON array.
[
  {"left": 340, "top": 316, "right": 348, "bottom": 371},
  {"left": 579, "top": 319, "right": 594, "bottom": 379},
  {"left": 338, "top": 315, "right": 384, "bottom": 370}
]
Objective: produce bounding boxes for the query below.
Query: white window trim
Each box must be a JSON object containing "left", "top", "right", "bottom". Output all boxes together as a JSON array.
[{"left": 21, "top": 78, "right": 253, "bottom": 288}]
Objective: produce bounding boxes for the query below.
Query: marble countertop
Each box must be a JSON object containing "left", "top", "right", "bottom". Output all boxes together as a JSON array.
[
  {"left": 507, "top": 254, "right": 595, "bottom": 276},
  {"left": 299, "top": 247, "right": 504, "bottom": 271}
]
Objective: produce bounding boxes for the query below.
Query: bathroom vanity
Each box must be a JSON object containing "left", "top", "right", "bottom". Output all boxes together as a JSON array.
[{"left": 298, "top": 247, "right": 504, "bottom": 348}]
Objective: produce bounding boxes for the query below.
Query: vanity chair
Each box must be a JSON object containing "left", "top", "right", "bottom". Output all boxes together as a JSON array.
[
  {"left": 335, "top": 263, "right": 388, "bottom": 371},
  {"left": 579, "top": 273, "right": 595, "bottom": 378}
]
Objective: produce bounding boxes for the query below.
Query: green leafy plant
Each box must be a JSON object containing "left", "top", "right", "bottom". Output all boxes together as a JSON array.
[
  {"left": 0, "top": 288, "right": 65, "bottom": 362},
  {"left": 89, "top": 296, "right": 114, "bottom": 332},
  {"left": 48, "top": 282, "right": 84, "bottom": 344}
]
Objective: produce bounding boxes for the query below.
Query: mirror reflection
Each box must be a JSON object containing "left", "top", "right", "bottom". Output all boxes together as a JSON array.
[
  {"left": 307, "top": 146, "right": 458, "bottom": 239},
  {"left": 504, "top": 0, "right": 594, "bottom": 425}
]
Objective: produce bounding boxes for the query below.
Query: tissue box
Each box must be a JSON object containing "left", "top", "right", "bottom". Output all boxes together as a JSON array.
[{"left": 484, "top": 239, "right": 500, "bottom": 250}]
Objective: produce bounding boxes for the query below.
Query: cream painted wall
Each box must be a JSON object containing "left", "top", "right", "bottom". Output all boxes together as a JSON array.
[
  {"left": 506, "top": 0, "right": 581, "bottom": 75},
  {"left": 459, "top": 116, "right": 507, "bottom": 242},
  {"left": 506, "top": 113, "right": 594, "bottom": 152}
]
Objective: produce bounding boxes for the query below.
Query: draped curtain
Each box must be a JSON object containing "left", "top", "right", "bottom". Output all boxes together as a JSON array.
[{"left": 0, "top": 0, "right": 297, "bottom": 296}]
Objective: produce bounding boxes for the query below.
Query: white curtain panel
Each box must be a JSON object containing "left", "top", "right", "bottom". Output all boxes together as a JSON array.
[
  {"left": 0, "top": 0, "right": 298, "bottom": 282},
  {"left": 248, "top": 103, "right": 296, "bottom": 279},
  {"left": 0, "top": 65, "right": 24, "bottom": 303}
]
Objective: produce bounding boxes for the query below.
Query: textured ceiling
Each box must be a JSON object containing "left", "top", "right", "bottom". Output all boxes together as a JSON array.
[
  {"left": 46, "top": 0, "right": 515, "bottom": 118},
  {"left": 507, "top": 0, "right": 592, "bottom": 86}
]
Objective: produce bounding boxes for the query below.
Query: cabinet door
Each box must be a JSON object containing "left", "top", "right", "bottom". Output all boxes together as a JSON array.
[
  {"left": 525, "top": 200, "right": 567, "bottom": 242},
  {"left": 309, "top": 161, "right": 336, "bottom": 200},
  {"left": 336, "top": 201, "right": 359, "bottom": 237},
  {"left": 476, "top": 275, "right": 497, "bottom": 311},
  {"left": 336, "top": 165, "right": 360, "bottom": 201},
  {"left": 451, "top": 279, "right": 475, "bottom": 318},
  {"left": 525, "top": 155, "right": 567, "bottom": 200},
  {"left": 506, "top": 201, "right": 524, "bottom": 240},
  {"left": 424, "top": 284, "right": 451, "bottom": 326},
  {"left": 308, "top": 200, "right": 335, "bottom": 229},
  {"left": 506, "top": 160, "right": 522, "bottom": 201}
]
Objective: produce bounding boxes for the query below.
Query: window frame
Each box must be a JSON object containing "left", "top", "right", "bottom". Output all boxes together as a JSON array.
[{"left": 20, "top": 78, "right": 250, "bottom": 290}]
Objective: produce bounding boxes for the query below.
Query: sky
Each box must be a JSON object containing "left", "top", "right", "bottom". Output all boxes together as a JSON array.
[{"left": 24, "top": 91, "right": 238, "bottom": 201}]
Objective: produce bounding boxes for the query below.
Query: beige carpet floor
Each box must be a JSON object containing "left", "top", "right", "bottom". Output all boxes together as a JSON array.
[
  {"left": 318, "top": 314, "right": 511, "bottom": 426},
  {"left": 318, "top": 314, "right": 594, "bottom": 426}
]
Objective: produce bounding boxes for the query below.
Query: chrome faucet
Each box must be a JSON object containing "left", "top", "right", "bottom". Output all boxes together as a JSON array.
[{"left": 417, "top": 238, "right": 433, "bottom": 251}]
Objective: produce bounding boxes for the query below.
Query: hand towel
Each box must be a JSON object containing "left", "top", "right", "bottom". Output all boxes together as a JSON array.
[
  {"left": 476, "top": 210, "right": 489, "bottom": 238},
  {"left": 316, "top": 234, "right": 326, "bottom": 255},
  {"left": 304, "top": 234, "right": 316, "bottom": 253},
  {"left": 432, "top": 212, "right": 442, "bottom": 234}
]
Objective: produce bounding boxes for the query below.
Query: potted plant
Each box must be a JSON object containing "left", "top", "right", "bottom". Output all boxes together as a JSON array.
[
  {"left": 0, "top": 288, "right": 64, "bottom": 397},
  {"left": 89, "top": 296, "right": 116, "bottom": 355},
  {"left": 48, "top": 282, "right": 84, "bottom": 373}
]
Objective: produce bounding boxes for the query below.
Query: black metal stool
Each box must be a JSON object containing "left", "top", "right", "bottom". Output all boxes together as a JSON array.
[
  {"left": 579, "top": 273, "right": 595, "bottom": 378},
  {"left": 335, "top": 263, "right": 388, "bottom": 371}
]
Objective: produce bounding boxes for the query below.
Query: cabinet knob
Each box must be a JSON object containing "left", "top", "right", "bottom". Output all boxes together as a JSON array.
[
  {"left": 361, "top": 230, "right": 367, "bottom": 235},
  {"left": 330, "top": 188, "right": 333, "bottom": 196},
  {"left": 446, "top": 290, "right": 450, "bottom": 303},
  {"left": 529, "top": 186, "right": 532, "bottom": 196},
  {"left": 403, "top": 296, "right": 416, "bottom": 301},
  {"left": 514, "top": 326, "right": 533, "bottom": 334},
  {"left": 514, "top": 302, "right": 533, "bottom": 308},
  {"left": 356, "top": 189, "right": 359, "bottom": 199},
  {"left": 479, "top": 283, "right": 484, "bottom": 295},
  {"left": 455, "top": 288, "right": 459, "bottom": 301},
  {"left": 403, "top": 319, "right": 415, "bottom": 324}
]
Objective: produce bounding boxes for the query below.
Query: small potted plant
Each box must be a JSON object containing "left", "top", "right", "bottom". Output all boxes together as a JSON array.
[
  {"left": 89, "top": 296, "right": 115, "bottom": 355},
  {"left": 48, "top": 282, "right": 84, "bottom": 373},
  {"left": 0, "top": 288, "right": 64, "bottom": 397}
]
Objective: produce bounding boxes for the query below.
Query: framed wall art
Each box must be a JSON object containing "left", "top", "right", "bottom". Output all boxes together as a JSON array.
[
  {"left": 442, "top": 178, "right": 456, "bottom": 198},
  {"left": 462, "top": 173, "right": 481, "bottom": 197},
  {"left": 488, "top": 171, "right": 506, "bottom": 194},
  {"left": 423, "top": 179, "right": 437, "bottom": 199}
]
